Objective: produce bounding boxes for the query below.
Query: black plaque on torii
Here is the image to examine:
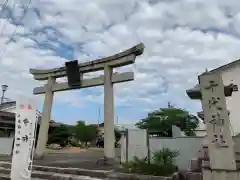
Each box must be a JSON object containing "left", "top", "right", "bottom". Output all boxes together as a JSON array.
[{"left": 65, "top": 60, "right": 82, "bottom": 87}]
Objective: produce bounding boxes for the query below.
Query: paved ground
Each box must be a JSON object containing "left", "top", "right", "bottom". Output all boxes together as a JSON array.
[{"left": 0, "top": 148, "right": 124, "bottom": 171}]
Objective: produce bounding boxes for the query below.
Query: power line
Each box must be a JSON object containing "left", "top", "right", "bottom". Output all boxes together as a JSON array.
[{"left": 0, "top": 0, "right": 32, "bottom": 60}]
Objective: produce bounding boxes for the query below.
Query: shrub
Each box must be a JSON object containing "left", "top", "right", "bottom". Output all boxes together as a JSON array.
[
  {"left": 152, "top": 148, "right": 179, "bottom": 165},
  {"left": 69, "top": 141, "right": 83, "bottom": 148},
  {"left": 123, "top": 148, "right": 179, "bottom": 176}
]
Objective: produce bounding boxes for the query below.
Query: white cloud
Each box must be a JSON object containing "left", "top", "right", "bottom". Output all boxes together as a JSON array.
[{"left": 1, "top": 0, "right": 240, "bottom": 123}]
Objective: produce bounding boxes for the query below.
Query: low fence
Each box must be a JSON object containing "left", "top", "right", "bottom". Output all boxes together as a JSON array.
[
  {"left": 120, "top": 129, "right": 240, "bottom": 170},
  {"left": 149, "top": 137, "right": 203, "bottom": 170},
  {"left": 120, "top": 129, "right": 204, "bottom": 170}
]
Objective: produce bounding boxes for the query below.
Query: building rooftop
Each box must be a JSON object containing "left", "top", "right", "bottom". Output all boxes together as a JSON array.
[
  {"left": 0, "top": 101, "right": 61, "bottom": 127},
  {"left": 0, "top": 101, "right": 15, "bottom": 110},
  {"left": 186, "top": 59, "right": 240, "bottom": 100},
  {"left": 208, "top": 59, "right": 240, "bottom": 74}
]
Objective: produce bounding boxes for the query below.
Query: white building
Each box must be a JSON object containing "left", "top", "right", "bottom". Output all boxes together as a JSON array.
[
  {"left": 0, "top": 101, "right": 61, "bottom": 127},
  {"left": 194, "top": 122, "right": 206, "bottom": 137}
]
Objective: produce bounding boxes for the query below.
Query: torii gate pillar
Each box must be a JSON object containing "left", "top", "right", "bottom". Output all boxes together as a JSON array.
[
  {"left": 104, "top": 65, "right": 115, "bottom": 159},
  {"left": 35, "top": 77, "right": 55, "bottom": 157}
]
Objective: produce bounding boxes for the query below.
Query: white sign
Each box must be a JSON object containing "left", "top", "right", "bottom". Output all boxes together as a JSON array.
[{"left": 10, "top": 96, "right": 38, "bottom": 180}]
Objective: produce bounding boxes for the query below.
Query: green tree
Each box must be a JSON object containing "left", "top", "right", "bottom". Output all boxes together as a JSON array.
[
  {"left": 135, "top": 106, "right": 199, "bottom": 137},
  {"left": 74, "top": 121, "right": 99, "bottom": 146},
  {"left": 47, "top": 124, "right": 73, "bottom": 146}
]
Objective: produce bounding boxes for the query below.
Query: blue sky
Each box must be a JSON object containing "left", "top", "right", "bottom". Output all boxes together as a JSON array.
[{"left": 1, "top": 0, "right": 240, "bottom": 125}]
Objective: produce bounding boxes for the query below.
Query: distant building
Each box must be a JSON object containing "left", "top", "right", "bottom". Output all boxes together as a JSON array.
[
  {"left": 0, "top": 101, "right": 61, "bottom": 144},
  {"left": 116, "top": 124, "right": 139, "bottom": 131},
  {"left": 97, "top": 122, "right": 104, "bottom": 136},
  {"left": 96, "top": 122, "right": 138, "bottom": 136}
]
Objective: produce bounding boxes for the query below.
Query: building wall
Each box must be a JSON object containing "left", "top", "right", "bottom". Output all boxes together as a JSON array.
[
  {"left": 121, "top": 129, "right": 240, "bottom": 170},
  {"left": 195, "top": 130, "right": 206, "bottom": 137},
  {"left": 149, "top": 137, "right": 203, "bottom": 170},
  {"left": 121, "top": 129, "right": 203, "bottom": 170},
  {"left": 0, "top": 137, "right": 14, "bottom": 155},
  {"left": 0, "top": 106, "right": 15, "bottom": 113},
  {"left": 173, "top": 124, "right": 206, "bottom": 137},
  {"left": 221, "top": 66, "right": 240, "bottom": 136}
]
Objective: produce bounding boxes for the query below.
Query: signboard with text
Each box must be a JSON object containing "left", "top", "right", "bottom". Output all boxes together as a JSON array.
[{"left": 10, "top": 96, "right": 38, "bottom": 180}]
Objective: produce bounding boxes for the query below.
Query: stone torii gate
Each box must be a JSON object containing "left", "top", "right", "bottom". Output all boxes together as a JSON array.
[{"left": 29, "top": 43, "right": 145, "bottom": 160}]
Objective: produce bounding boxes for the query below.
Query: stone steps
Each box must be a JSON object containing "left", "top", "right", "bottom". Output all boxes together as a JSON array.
[
  {"left": 0, "top": 161, "right": 110, "bottom": 177},
  {"left": 202, "top": 160, "right": 240, "bottom": 169},
  {"left": 0, "top": 163, "right": 105, "bottom": 180},
  {"left": 0, "top": 173, "right": 47, "bottom": 180},
  {"left": 0, "top": 167, "right": 105, "bottom": 180},
  {"left": 0, "top": 161, "right": 172, "bottom": 180}
]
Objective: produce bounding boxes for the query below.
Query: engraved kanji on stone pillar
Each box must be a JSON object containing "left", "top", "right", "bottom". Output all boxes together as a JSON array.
[{"left": 199, "top": 72, "right": 236, "bottom": 170}]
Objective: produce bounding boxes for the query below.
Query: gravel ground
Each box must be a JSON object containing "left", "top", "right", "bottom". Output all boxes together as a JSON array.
[{"left": 0, "top": 148, "right": 123, "bottom": 171}]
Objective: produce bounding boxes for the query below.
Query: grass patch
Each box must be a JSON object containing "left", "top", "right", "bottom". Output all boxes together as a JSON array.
[{"left": 45, "top": 148, "right": 57, "bottom": 153}]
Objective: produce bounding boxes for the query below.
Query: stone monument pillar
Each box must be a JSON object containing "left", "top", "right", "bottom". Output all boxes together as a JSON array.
[
  {"left": 199, "top": 72, "right": 238, "bottom": 180},
  {"left": 35, "top": 77, "right": 55, "bottom": 158},
  {"left": 199, "top": 72, "right": 236, "bottom": 170},
  {"left": 186, "top": 72, "right": 240, "bottom": 179}
]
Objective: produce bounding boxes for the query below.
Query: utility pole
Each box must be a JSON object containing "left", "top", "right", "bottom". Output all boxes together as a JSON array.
[
  {"left": 97, "top": 107, "right": 100, "bottom": 128},
  {"left": 116, "top": 115, "right": 119, "bottom": 125},
  {"left": 1, "top": 85, "right": 8, "bottom": 104}
]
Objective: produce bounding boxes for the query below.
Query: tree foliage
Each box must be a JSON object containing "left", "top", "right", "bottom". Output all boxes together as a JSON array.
[
  {"left": 47, "top": 124, "right": 73, "bottom": 146},
  {"left": 74, "top": 121, "right": 99, "bottom": 145},
  {"left": 135, "top": 106, "right": 199, "bottom": 137}
]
